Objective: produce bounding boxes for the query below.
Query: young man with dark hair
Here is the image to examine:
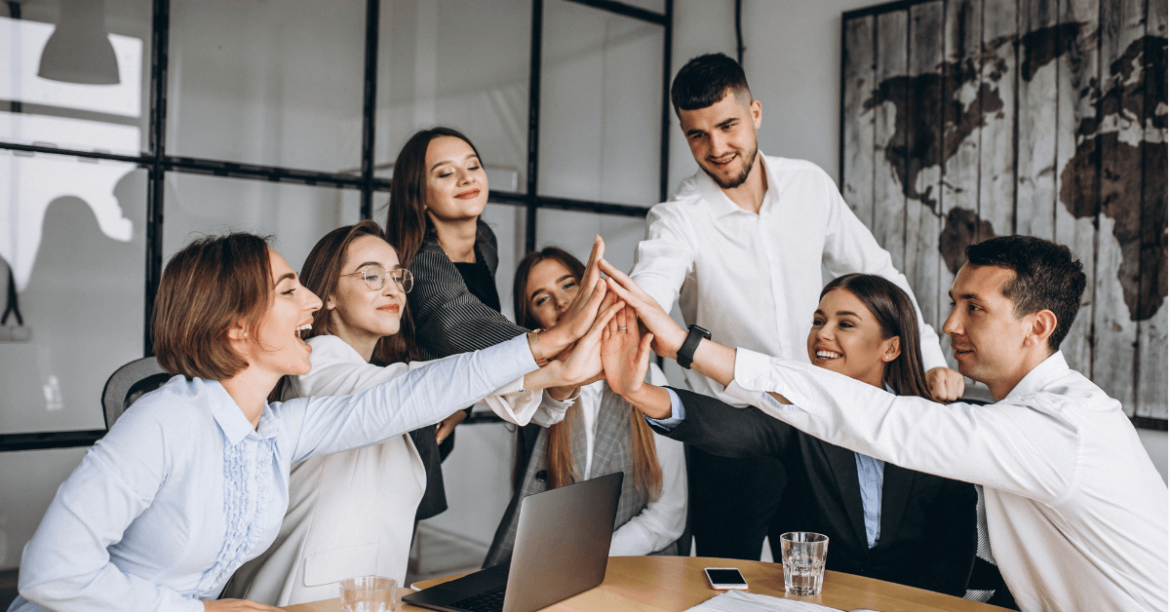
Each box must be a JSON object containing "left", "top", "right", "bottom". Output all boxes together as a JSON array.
[
  {"left": 611, "top": 234, "right": 1167, "bottom": 611},
  {"left": 628, "top": 52, "right": 963, "bottom": 559}
]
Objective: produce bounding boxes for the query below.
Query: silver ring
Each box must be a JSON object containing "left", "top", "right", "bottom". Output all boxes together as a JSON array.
[{"left": 617, "top": 326, "right": 628, "bottom": 331}]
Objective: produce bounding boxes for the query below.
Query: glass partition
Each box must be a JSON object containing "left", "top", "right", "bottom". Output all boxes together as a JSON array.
[
  {"left": 375, "top": 0, "right": 531, "bottom": 194},
  {"left": 166, "top": 0, "right": 366, "bottom": 172},
  {"left": 0, "top": 1, "right": 152, "bottom": 156},
  {"left": 538, "top": 0, "right": 664, "bottom": 206}
]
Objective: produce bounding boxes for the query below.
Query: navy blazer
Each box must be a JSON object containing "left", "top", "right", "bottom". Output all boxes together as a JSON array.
[{"left": 657, "top": 388, "right": 978, "bottom": 597}]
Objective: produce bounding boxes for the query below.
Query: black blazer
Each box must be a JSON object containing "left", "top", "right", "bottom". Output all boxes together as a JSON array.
[{"left": 658, "top": 388, "right": 977, "bottom": 597}]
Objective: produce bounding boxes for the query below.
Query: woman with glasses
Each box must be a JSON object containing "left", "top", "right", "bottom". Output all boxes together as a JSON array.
[
  {"left": 9, "top": 232, "right": 615, "bottom": 612},
  {"left": 222, "top": 221, "right": 605, "bottom": 607},
  {"left": 386, "top": 127, "right": 608, "bottom": 522}
]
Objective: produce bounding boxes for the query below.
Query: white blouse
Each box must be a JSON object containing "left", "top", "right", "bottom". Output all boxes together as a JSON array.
[
  {"left": 12, "top": 335, "right": 540, "bottom": 612},
  {"left": 224, "top": 335, "right": 573, "bottom": 606},
  {"left": 576, "top": 365, "right": 688, "bottom": 556}
]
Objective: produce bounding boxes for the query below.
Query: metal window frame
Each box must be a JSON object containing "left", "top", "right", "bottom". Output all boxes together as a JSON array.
[{"left": 0, "top": 0, "right": 674, "bottom": 452}]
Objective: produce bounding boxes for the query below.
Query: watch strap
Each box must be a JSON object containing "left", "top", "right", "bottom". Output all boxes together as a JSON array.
[{"left": 677, "top": 325, "right": 711, "bottom": 369}]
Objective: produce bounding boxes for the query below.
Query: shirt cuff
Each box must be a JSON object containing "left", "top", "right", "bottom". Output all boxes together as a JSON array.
[
  {"left": 644, "top": 388, "right": 687, "bottom": 431},
  {"left": 728, "top": 348, "right": 810, "bottom": 415}
]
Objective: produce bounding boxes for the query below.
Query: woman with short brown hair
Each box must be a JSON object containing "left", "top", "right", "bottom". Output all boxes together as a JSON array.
[{"left": 10, "top": 232, "right": 615, "bottom": 612}]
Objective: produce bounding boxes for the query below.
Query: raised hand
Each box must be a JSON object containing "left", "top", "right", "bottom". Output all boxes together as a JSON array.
[
  {"left": 598, "top": 259, "right": 686, "bottom": 359},
  {"left": 601, "top": 305, "right": 654, "bottom": 399},
  {"left": 539, "top": 236, "right": 608, "bottom": 355}
]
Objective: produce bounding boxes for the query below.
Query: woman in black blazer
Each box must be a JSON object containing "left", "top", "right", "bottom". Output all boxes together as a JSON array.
[
  {"left": 384, "top": 127, "right": 607, "bottom": 519},
  {"left": 603, "top": 273, "right": 979, "bottom": 597}
]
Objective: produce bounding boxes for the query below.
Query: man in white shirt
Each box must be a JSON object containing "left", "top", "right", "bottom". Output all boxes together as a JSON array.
[
  {"left": 629, "top": 52, "right": 963, "bottom": 559},
  {"left": 607, "top": 235, "right": 1168, "bottom": 612}
]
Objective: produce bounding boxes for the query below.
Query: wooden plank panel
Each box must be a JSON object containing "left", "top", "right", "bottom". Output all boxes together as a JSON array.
[
  {"left": 873, "top": 10, "right": 909, "bottom": 270},
  {"left": 1093, "top": 0, "right": 1145, "bottom": 415},
  {"left": 1054, "top": 0, "right": 1100, "bottom": 377},
  {"left": 843, "top": 15, "right": 877, "bottom": 227},
  {"left": 940, "top": 0, "right": 984, "bottom": 370},
  {"left": 904, "top": 1, "right": 945, "bottom": 328},
  {"left": 1137, "top": 0, "right": 1167, "bottom": 419},
  {"left": 1015, "top": 0, "right": 1058, "bottom": 239},
  {"left": 978, "top": 0, "right": 1017, "bottom": 238}
]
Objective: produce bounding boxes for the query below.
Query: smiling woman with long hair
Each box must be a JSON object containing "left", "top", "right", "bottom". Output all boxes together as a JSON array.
[
  {"left": 602, "top": 271, "right": 979, "bottom": 597},
  {"left": 222, "top": 222, "right": 599, "bottom": 606},
  {"left": 481, "top": 247, "right": 688, "bottom": 568},
  {"left": 8, "top": 231, "right": 612, "bottom": 612},
  {"left": 385, "top": 127, "right": 609, "bottom": 521}
]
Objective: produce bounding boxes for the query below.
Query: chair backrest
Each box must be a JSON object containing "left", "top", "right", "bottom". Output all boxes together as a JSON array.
[{"left": 101, "top": 356, "right": 171, "bottom": 429}]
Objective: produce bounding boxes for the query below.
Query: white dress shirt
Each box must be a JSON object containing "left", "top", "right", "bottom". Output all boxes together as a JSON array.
[
  {"left": 575, "top": 366, "right": 688, "bottom": 556},
  {"left": 225, "top": 335, "right": 573, "bottom": 606},
  {"left": 631, "top": 155, "right": 946, "bottom": 406},
  {"left": 11, "top": 335, "right": 539, "bottom": 612},
  {"left": 727, "top": 349, "right": 1168, "bottom": 612}
]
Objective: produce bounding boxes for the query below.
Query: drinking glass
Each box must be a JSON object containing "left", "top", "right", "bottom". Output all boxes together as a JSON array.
[
  {"left": 779, "top": 532, "right": 829, "bottom": 596},
  {"left": 339, "top": 575, "right": 396, "bottom": 612}
]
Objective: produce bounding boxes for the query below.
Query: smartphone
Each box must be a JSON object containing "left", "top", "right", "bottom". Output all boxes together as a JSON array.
[{"left": 704, "top": 567, "right": 749, "bottom": 590}]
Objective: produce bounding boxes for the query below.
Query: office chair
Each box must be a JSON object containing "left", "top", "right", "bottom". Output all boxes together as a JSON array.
[{"left": 101, "top": 357, "right": 171, "bottom": 429}]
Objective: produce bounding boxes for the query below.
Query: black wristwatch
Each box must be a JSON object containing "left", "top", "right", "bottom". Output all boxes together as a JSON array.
[{"left": 677, "top": 324, "right": 711, "bottom": 369}]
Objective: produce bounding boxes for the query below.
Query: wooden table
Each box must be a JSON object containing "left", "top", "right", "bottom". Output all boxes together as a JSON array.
[{"left": 282, "top": 556, "right": 1004, "bottom": 612}]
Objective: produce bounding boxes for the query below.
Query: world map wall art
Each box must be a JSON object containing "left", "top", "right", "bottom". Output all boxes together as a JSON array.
[{"left": 840, "top": 0, "right": 1167, "bottom": 424}]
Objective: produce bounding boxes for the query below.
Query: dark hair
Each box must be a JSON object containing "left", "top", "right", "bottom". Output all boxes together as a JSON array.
[
  {"left": 819, "top": 274, "right": 933, "bottom": 399},
  {"left": 511, "top": 246, "right": 662, "bottom": 500},
  {"left": 670, "top": 52, "right": 752, "bottom": 116},
  {"left": 964, "top": 235, "right": 1086, "bottom": 351},
  {"left": 153, "top": 232, "right": 273, "bottom": 380},
  {"left": 511, "top": 247, "right": 587, "bottom": 330},
  {"left": 386, "top": 127, "right": 484, "bottom": 268},
  {"left": 299, "top": 220, "right": 417, "bottom": 365}
]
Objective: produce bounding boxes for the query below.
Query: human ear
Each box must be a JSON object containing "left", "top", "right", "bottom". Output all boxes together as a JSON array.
[
  {"left": 1025, "top": 310, "right": 1058, "bottom": 348},
  {"left": 750, "top": 99, "right": 763, "bottom": 129},
  {"left": 882, "top": 336, "right": 901, "bottom": 362}
]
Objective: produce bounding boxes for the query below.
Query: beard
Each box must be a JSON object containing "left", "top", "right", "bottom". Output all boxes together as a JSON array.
[{"left": 702, "top": 143, "right": 759, "bottom": 189}]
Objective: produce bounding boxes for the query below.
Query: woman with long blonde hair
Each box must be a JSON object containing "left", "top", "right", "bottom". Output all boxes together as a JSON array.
[{"left": 482, "top": 247, "right": 688, "bottom": 567}]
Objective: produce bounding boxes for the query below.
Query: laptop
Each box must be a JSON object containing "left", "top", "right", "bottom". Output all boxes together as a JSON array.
[{"left": 403, "top": 472, "right": 623, "bottom": 612}]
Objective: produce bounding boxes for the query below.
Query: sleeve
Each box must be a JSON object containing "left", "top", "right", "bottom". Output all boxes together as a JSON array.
[
  {"left": 298, "top": 339, "right": 545, "bottom": 426},
  {"left": 407, "top": 242, "right": 527, "bottom": 359},
  {"left": 527, "top": 389, "right": 579, "bottom": 428},
  {"left": 16, "top": 412, "right": 204, "bottom": 612},
  {"left": 727, "top": 349, "right": 1080, "bottom": 503},
  {"left": 630, "top": 203, "right": 696, "bottom": 313},
  {"left": 909, "top": 478, "right": 978, "bottom": 597},
  {"left": 816, "top": 171, "right": 948, "bottom": 371},
  {"left": 658, "top": 387, "right": 795, "bottom": 459},
  {"left": 282, "top": 334, "right": 538, "bottom": 462},
  {"left": 608, "top": 420, "right": 689, "bottom": 556}
]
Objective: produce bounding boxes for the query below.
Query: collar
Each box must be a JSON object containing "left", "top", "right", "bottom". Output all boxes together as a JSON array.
[
  {"left": 205, "top": 379, "right": 281, "bottom": 445},
  {"left": 1003, "top": 351, "right": 1069, "bottom": 401},
  {"left": 694, "top": 152, "right": 774, "bottom": 219}
]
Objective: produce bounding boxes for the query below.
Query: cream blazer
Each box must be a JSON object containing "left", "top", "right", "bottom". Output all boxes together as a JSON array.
[{"left": 223, "top": 335, "right": 571, "bottom": 606}]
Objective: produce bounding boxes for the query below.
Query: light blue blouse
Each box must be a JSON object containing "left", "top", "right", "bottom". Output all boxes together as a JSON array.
[{"left": 10, "top": 335, "right": 535, "bottom": 612}]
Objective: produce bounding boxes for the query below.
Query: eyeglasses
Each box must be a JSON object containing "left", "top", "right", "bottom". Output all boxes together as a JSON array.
[{"left": 341, "top": 265, "right": 414, "bottom": 293}]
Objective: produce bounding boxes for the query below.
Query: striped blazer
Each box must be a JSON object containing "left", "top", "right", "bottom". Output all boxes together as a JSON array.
[
  {"left": 408, "top": 220, "right": 527, "bottom": 361},
  {"left": 406, "top": 220, "right": 529, "bottom": 519}
]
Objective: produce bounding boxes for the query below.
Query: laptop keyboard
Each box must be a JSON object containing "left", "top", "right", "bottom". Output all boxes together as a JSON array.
[{"left": 448, "top": 585, "right": 508, "bottom": 612}]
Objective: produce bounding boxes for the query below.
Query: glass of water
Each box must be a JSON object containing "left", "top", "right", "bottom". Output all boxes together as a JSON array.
[
  {"left": 779, "top": 532, "right": 829, "bottom": 596},
  {"left": 339, "top": 575, "right": 396, "bottom": 612}
]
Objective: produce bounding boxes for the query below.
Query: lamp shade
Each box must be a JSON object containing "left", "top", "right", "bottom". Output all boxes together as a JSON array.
[{"left": 37, "top": 0, "right": 120, "bottom": 85}]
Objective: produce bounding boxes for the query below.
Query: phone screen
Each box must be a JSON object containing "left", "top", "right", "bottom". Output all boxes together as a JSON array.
[{"left": 705, "top": 568, "right": 747, "bottom": 586}]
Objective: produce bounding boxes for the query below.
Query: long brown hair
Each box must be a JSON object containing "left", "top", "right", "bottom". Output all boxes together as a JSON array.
[
  {"left": 385, "top": 127, "right": 484, "bottom": 268},
  {"left": 513, "top": 247, "right": 663, "bottom": 500},
  {"left": 818, "top": 274, "right": 932, "bottom": 399},
  {"left": 299, "top": 220, "right": 418, "bottom": 365}
]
